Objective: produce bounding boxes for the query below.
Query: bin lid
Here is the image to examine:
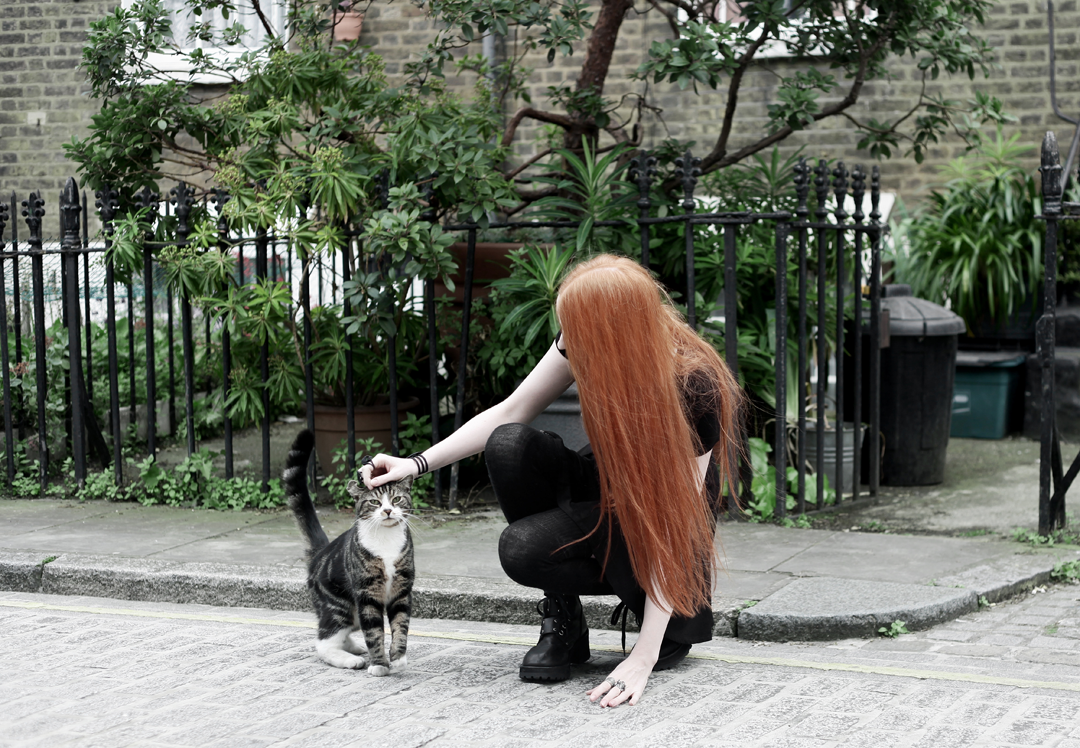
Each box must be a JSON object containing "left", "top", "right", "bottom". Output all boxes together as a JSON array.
[
  {"left": 880, "top": 285, "right": 966, "bottom": 337},
  {"left": 955, "top": 350, "right": 1027, "bottom": 368}
]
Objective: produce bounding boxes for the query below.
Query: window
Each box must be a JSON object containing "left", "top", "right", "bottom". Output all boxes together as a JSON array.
[
  {"left": 123, "top": 0, "right": 287, "bottom": 83},
  {"left": 164, "top": 0, "right": 287, "bottom": 52},
  {"left": 710, "top": 1, "right": 849, "bottom": 60}
]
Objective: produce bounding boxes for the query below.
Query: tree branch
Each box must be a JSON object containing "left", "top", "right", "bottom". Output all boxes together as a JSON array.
[
  {"left": 248, "top": 0, "right": 276, "bottom": 39},
  {"left": 706, "top": 30, "right": 770, "bottom": 167},
  {"left": 501, "top": 107, "right": 580, "bottom": 148},
  {"left": 700, "top": 6, "right": 900, "bottom": 174},
  {"left": 647, "top": 0, "right": 682, "bottom": 38},
  {"left": 575, "top": 0, "right": 634, "bottom": 96}
]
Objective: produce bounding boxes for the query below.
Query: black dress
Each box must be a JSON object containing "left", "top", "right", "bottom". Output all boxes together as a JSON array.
[{"left": 550, "top": 334, "right": 723, "bottom": 644}]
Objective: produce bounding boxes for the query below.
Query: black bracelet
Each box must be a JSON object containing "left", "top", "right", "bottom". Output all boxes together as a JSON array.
[{"left": 407, "top": 452, "right": 428, "bottom": 476}]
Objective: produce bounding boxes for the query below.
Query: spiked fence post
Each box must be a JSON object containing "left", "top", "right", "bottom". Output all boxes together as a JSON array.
[
  {"left": 0, "top": 201, "right": 12, "bottom": 483},
  {"left": 171, "top": 182, "right": 197, "bottom": 457},
  {"left": 61, "top": 179, "right": 86, "bottom": 488},
  {"left": 23, "top": 191, "right": 47, "bottom": 490}
]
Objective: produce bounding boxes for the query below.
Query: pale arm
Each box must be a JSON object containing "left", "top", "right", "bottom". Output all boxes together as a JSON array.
[
  {"left": 362, "top": 340, "right": 574, "bottom": 487},
  {"left": 588, "top": 451, "right": 714, "bottom": 707}
]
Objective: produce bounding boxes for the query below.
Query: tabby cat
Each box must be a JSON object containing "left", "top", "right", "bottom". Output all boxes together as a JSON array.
[{"left": 283, "top": 429, "right": 414, "bottom": 675}]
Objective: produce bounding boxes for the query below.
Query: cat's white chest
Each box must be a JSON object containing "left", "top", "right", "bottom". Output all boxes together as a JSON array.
[{"left": 357, "top": 524, "right": 406, "bottom": 589}]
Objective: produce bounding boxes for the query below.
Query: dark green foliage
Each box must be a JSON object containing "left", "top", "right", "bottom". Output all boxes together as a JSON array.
[{"left": 905, "top": 130, "right": 1043, "bottom": 328}]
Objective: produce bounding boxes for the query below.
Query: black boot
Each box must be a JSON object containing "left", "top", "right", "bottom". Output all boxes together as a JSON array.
[{"left": 519, "top": 593, "right": 590, "bottom": 682}]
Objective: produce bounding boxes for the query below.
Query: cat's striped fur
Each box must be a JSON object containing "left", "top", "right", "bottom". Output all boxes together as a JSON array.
[{"left": 284, "top": 429, "right": 414, "bottom": 675}]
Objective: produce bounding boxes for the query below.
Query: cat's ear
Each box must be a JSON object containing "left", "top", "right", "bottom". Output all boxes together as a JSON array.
[
  {"left": 346, "top": 479, "right": 368, "bottom": 500},
  {"left": 398, "top": 475, "right": 413, "bottom": 493}
]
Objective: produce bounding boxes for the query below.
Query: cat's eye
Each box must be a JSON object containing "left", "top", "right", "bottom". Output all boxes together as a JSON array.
[
  {"left": 394, "top": 496, "right": 409, "bottom": 505},
  {"left": 366, "top": 499, "right": 380, "bottom": 507}
]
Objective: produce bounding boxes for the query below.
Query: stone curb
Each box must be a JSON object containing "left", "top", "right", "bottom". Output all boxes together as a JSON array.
[
  {"left": 0, "top": 550, "right": 741, "bottom": 637},
  {"left": 0, "top": 550, "right": 1059, "bottom": 641},
  {"left": 737, "top": 578, "right": 979, "bottom": 641}
]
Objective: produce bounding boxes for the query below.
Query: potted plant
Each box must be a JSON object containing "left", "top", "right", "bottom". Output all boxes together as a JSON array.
[
  {"left": 332, "top": 1, "right": 364, "bottom": 41},
  {"left": 905, "top": 129, "right": 1044, "bottom": 343}
]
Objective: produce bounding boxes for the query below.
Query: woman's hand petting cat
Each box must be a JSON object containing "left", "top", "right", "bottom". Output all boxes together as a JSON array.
[
  {"left": 586, "top": 650, "right": 655, "bottom": 707},
  {"left": 361, "top": 454, "right": 416, "bottom": 488}
]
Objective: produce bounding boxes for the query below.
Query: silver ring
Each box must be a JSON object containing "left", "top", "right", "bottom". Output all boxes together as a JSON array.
[
  {"left": 614, "top": 680, "right": 627, "bottom": 691},
  {"left": 603, "top": 677, "right": 617, "bottom": 687}
]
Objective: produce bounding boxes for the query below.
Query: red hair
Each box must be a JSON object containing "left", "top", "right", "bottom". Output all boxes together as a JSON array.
[{"left": 558, "top": 254, "right": 743, "bottom": 618}]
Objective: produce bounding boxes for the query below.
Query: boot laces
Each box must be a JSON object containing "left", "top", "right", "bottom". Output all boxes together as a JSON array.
[{"left": 610, "top": 601, "right": 628, "bottom": 654}]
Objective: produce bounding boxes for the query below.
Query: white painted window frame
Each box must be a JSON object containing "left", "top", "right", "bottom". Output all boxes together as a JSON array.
[
  {"left": 710, "top": 1, "right": 870, "bottom": 60},
  {"left": 121, "top": 0, "right": 287, "bottom": 84}
]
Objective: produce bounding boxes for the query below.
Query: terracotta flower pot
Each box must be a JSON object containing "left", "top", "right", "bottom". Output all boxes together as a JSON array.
[
  {"left": 312, "top": 397, "right": 419, "bottom": 480},
  {"left": 332, "top": 11, "right": 364, "bottom": 41},
  {"left": 432, "top": 242, "right": 524, "bottom": 304}
]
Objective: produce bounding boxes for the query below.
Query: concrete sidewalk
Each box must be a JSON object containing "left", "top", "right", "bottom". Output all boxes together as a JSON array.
[{"left": 2, "top": 433, "right": 1077, "bottom": 642}]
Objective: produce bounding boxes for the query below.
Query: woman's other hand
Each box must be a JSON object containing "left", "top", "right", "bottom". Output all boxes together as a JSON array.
[
  {"left": 586, "top": 651, "right": 655, "bottom": 707},
  {"left": 360, "top": 454, "right": 415, "bottom": 488}
]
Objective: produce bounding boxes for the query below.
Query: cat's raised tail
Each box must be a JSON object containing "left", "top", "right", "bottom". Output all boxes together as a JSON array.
[{"left": 284, "top": 429, "right": 330, "bottom": 555}]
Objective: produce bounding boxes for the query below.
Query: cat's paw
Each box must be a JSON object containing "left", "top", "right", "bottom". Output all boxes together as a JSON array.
[
  {"left": 367, "top": 664, "right": 390, "bottom": 677},
  {"left": 390, "top": 654, "right": 408, "bottom": 672}
]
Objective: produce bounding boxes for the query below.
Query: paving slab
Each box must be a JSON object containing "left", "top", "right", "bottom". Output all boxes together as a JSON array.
[
  {"left": 738, "top": 577, "right": 979, "bottom": 641},
  {"left": 769, "top": 530, "right": 1005, "bottom": 584}
]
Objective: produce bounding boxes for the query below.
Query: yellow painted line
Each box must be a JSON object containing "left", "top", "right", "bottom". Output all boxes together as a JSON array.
[
  {"left": 4, "top": 599, "right": 1080, "bottom": 693},
  {"left": 0, "top": 599, "right": 316, "bottom": 628}
]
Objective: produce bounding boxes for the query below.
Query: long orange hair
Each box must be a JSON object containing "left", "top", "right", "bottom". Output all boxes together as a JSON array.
[{"left": 558, "top": 254, "right": 744, "bottom": 618}]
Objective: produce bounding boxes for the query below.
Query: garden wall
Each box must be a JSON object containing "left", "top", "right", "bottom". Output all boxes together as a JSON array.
[
  {"left": 359, "top": 0, "right": 1080, "bottom": 202},
  {"left": 1, "top": 0, "right": 1079, "bottom": 212},
  {"left": 0, "top": 0, "right": 114, "bottom": 228}
]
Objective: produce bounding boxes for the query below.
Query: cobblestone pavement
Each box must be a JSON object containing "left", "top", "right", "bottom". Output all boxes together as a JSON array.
[{"left": 2, "top": 585, "right": 1080, "bottom": 748}]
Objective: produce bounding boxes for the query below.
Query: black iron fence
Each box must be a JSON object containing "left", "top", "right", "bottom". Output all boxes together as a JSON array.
[{"left": 0, "top": 152, "right": 886, "bottom": 518}]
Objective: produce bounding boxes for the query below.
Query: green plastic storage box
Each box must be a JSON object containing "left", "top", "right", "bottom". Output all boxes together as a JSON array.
[{"left": 950, "top": 351, "right": 1026, "bottom": 439}]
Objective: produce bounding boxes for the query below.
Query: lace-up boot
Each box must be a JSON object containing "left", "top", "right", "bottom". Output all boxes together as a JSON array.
[{"left": 519, "top": 593, "right": 590, "bottom": 681}]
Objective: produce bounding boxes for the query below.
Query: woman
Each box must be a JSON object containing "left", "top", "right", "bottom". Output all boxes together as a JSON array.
[{"left": 362, "top": 254, "right": 743, "bottom": 706}]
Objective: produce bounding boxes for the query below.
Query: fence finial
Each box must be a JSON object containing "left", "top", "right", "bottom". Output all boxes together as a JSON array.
[
  {"left": 870, "top": 166, "right": 881, "bottom": 225},
  {"left": 170, "top": 182, "right": 195, "bottom": 237},
  {"left": 813, "top": 160, "right": 829, "bottom": 221},
  {"left": 21, "top": 191, "right": 44, "bottom": 241},
  {"left": 61, "top": 177, "right": 82, "bottom": 244},
  {"left": 210, "top": 187, "right": 231, "bottom": 236},
  {"left": 831, "top": 162, "right": 849, "bottom": 223},
  {"left": 1041, "top": 131, "right": 1063, "bottom": 216},
  {"left": 793, "top": 158, "right": 809, "bottom": 218},
  {"left": 629, "top": 151, "right": 657, "bottom": 211},
  {"left": 851, "top": 165, "right": 866, "bottom": 223},
  {"left": 135, "top": 185, "right": 160, "bottom": 225},
  {"left": 674, "top": 150, "right": 701, "bottom": 212},
  {"left": 95, "top": 186, "right": 120, "bottom": 232}
]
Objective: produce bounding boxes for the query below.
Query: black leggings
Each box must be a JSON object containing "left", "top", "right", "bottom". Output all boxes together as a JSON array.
[{"left": 487, "top": 423, "right": 615, "bottom": 597}]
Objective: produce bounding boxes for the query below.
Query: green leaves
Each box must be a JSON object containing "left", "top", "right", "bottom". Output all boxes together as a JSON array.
[
  {"left": 530, "top": 140, "right": 637, "bottom": 256},
  {"left": 636, "top": 21, "right": 741, "bottom": 92},
  {"left": 491, "top": 244, "right": 575, "bottom": 348},
  {"left": 767, "top": 70, "right": 836, "bottom": 133},
  {"left": 906, "top": 128, "right": 1042, "bottom": 327}
]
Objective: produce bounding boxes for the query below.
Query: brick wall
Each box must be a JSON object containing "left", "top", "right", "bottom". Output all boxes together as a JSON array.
[
  {"left": 1, "top": 0, "right": 1078, "bottom": 221},
  {"left": 0, "top": 0, "right": 113, "bottom": 237},
  {"left": 360, "top": 0, "right": 1080, "bottom": 205}
]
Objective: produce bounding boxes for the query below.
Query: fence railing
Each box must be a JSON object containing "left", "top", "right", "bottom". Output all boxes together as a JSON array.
[{"left": 0, "top": 152, "right": 885, "bottom": 518}]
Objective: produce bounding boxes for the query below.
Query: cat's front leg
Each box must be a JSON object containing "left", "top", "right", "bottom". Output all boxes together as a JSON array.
[
  {"left": 387, "top": 593, "right": 411, "bottom": 672},
  {"left": 357, "top": 598, "right": 390, "bottom": 676}
]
